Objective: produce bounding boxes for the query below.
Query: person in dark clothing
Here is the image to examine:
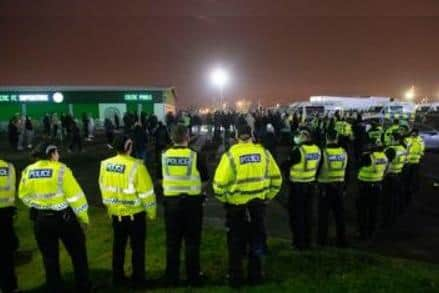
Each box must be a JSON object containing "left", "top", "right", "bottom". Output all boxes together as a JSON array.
[
  {"left": 158, "top": 125, "right": 209, "bottom": 286},
  {"left": 43, "top": 113, "right": 51, "bottom": 137},
  {"left": 154, "top": 122, "right": 171, "bottom": 176},
  {"left": 81, "top": 113, "right": 89, "bottom": 139},
  {"left": 132, "top": 122, "right": 148, "bottom": 161},
  {"left": 114, "top": 114, "right": 120, "bottom": 129},
  {"left": 69, "top": 122, "right": 82, "bottom": 152},
  {"left": 7, "top": 118, "right": 19, "bottom": 150},
  {"left": 104, "top": 118, "right": 115, "bottom": 149},
  {"left": 262, "top": 123, "right": 278, "bottom": 161}
]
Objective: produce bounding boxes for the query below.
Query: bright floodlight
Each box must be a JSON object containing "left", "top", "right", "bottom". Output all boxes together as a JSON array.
[
  {"left": 405, "top": 86, "right": 415, "bottom": 100},
  {"left": 210, "top": 68, "right": 229, "bottom": 89},
  {"left": 53, "top": 92, "right": 64, "bottom": 103}
]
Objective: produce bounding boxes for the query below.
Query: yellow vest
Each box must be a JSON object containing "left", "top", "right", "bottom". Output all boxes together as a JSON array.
[
  {"left": 19, "top": 160, "right": 89, "bottom": 224},
  {"left": 386, "top": 145, "right": 407, "bottom": 174},
  {"left": 213, "top": 142, "right": 282, "bottom": 205},
  {"left": 405, "top": 136, "right": 424, "bottom": 164},
  {"left": 162, "top": 147, "right": 201, "bottom": 196},
  {"left": 99, "top": 154, "right": 156, "bottom": 219},
  {"left": 317, "top": 147, "right": 347, "bottom": 183},
  {"left": 358, "top": 152, "right": 388, "bottom": 182},
  {"left": 0, "top": 160, "right": 15, "bottom": 208},
  {"left": 290, "top": 144, "right": 321, "bottom": 183}
]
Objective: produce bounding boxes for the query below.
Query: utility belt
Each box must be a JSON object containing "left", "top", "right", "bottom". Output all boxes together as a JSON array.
[
  {"left": 111, "top": 211, "right": 145, "bottom": 222},
  {"left": 163, "top": 194, "right": 205, "bottom": 204},
  {"left": 30, "top": 207, "right": 76, "bottom": 223}
]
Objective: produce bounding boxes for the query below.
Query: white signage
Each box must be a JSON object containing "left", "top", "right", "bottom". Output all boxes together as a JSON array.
[{"left": 19, "top": 94, "right": 49, "bottom": 102}]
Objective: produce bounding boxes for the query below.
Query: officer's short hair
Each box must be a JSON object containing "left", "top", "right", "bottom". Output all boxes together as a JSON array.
[
  {"left": 237, "top": 124, "right": 252, "bottom": 140},
  {"left": 326, "top": 129, "right": 338, "bottom": 142},
  {"left": 32, "top": 142, "right": 58, "bottom": 160},
  {"left": 171, "top": 124, "right": 188, "bottom": 144},
  {"left": 113, "top": 135, "right": 133, "bottom": 153}
]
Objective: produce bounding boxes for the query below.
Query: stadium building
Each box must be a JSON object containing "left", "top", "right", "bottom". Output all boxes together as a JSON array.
[{"left": 0, "top": 86, "right": 176, "bottom": 123}]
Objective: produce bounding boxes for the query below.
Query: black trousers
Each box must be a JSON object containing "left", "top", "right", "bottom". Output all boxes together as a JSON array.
[
  {"left": 112, "top": 211, "right": 146, "bottom": 282},
  {"left": 164, "top": 196, "right": 203, "bottom": 283},
  {"left": 288, "top": 182, "right": 314, "bottom": 249},
  {"left": 31, "top": 208, "right": 90, "bottom": 293},
  {"left": 356, "top": 182, "right": 382, "bottom": 240},
  {"left": 317, "top": 183, "right": 346, "bottom": 247},
  {"left": 383, "top": 174, "right": 401, "bottom": 227},
  {"left": 225, "top": 199, "right": 267, "bottom": 286},
  {"left": 404, "top": 163, "right": 420, "bottom": 207},
  {"left": 0, "top": 208, "right": 18, "bottom": 293}
]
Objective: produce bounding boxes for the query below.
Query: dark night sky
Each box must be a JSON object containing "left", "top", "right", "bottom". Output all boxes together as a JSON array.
[{"left": 2, "top": 1, "right": 439, "bottom": 107}]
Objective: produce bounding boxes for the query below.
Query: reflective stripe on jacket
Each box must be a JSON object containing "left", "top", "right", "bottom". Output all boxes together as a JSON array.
[
  {"left": 18, "top": 160, "right": 89, "bottom": 224},
  {"left": 0, "top": 160, "right": 16, "bottom": 208},
  {"left": 162, "top": 147, "right": 201, "bottom": 196},
  {"left": 213, "top": 142, "right": 282, "bottom": 205},
  {"left": 99, "top": 154, "right": 156, "bottom": 219},
  {"left": 289, "top": 144, "right": 321, "bottom": 183}
]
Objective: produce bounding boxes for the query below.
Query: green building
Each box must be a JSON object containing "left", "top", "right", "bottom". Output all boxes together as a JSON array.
[{"left": 0, "top": 86, "right": 176, "bottom": 123}]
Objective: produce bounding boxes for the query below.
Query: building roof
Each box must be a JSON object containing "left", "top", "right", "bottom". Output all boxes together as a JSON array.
[{"left": 0, "top": 86, "right": 175, "bottom": 92}]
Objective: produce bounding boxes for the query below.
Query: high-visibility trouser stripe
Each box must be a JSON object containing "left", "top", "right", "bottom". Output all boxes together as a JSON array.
[
  {"left": 0, "top": 197, "right": 15, "bottom": 203},
  {"left": 138, "top": 189, "right": 155, "bottom": 199},
  {"left": 164, "top": 186, "right": 202, "bottom": 193},
  {"left": 163, "top": 175, "right": 201, "bottom": 181},
  {"left": 101, "top": 186, "right": 136, "bottom": 195},
  {"left": 67, "top": 192, "right": 85, "bottom": 203},
  {"left": 103, "top": 198, "right": 142, "bottom": 206}
]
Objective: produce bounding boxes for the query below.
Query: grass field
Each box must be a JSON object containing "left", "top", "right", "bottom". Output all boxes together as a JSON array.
[{"left": 13, "top": 204, "right": 439, "bottom": 293}]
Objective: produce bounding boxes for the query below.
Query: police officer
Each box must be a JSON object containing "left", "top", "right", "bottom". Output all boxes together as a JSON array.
[
  {"left": 383, "top": 119, "right": 401, "bottom": 146},
  {"left": 159, "top": 125, "right": 209, "bottom": 286},
  {"left": 0, "top": 158, "right": 18, "bottom": 293},
  {"left": 99, "top": 135, "right": 156, "bottom": 287},
  {"left": 367, "top": 121, "right": 384, "bottom": 146},
  {"left": 356, "top": 139, "right": 388, "bottom": 240},
  {"left": 403, "top": 128, "right": 425, "bottom": 207},
  {"left": 383, "top": 132, "right": 407, "bottom": 226},
  {"left": 18, "top": 142, "right": 90, "bottom": 292},
  {"left": 317, "top": 129, "right": 348, "bottom": 247},
  {"left": 213, "top": 124, "right": 282, "bottom": 288},
  {"left": 285, "top": 128, "right": 321, "bottom": 250}
]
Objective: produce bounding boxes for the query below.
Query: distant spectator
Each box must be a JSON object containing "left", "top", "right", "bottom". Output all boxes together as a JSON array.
[
  {"left": 43, "top": 113, "right": 51, "bottom": 137},
  {"left": 24, "top": 116, "right": 34, "bottom": 149},
  {"left": 82, "top": 113, "right": 89, "bottom": 140},
  {"left": 104, "top": 117, "right": 115, "bottom": 149},
  {"left": 132, "top": 122, "right": 148, "bottom": 161},
  {"left": 262, "top": 123, "right": 278, "bottom": 161},
  {"left": 69, "top": 122, "right": 82, "bottom": 152},
  {"left": 114, "top": 113, "right": 120, "bottom": 129},
  {"left": 8, "top": 117, "right": 19, "bottom": 150}
]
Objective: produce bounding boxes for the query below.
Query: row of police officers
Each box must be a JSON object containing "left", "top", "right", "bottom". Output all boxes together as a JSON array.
[{"left": 0, "top": 121, "right": 424, "bottom": 292}]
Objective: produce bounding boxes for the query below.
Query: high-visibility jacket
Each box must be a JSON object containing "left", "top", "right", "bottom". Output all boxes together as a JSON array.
[
  {"left": 213, "top": 142, "right": 282, "bottom": 205},
  {"left": 384, "top": 125, "right": 400, "bottom": 146},
  {"left": 358, "top": 152, "right": 388, "bottom": 182},
  {"left": 289, "top": 144, "right": 321, "bottom": 183},
  {"left": 99, "top": 154, "right": 156, "bottom": 219},
  {"left": 335, "top": 121, "right": 353, "bottom": 138},
  {"left": 0, "top": 160, "right": 16, "bottom": 208},
  {"left": 386, "top": 145, "right": 407, "bottom": 174},
  {"left": 368, "top": 127, "right": 383, "bottom": 145},
  {"left": 19, "top": 160, "right": 89, "bottom": 224},
  {"left": 317, "top": 147, "right": 348, "bottom": 183},
  {"left": 162, "top": 147, "right": 201, "bottom": 196},
  {"left": 405, "top": 136, "right": 425, "bottom": 164}
]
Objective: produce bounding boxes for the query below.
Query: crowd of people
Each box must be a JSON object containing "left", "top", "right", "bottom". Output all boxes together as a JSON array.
[{"left": 0, "top": 107, "right": 426, "bottom": 292}]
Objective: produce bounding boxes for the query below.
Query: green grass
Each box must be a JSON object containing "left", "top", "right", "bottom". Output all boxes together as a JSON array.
[{"left": 13, "top": 205, "right": 439, "bottom": 293}]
